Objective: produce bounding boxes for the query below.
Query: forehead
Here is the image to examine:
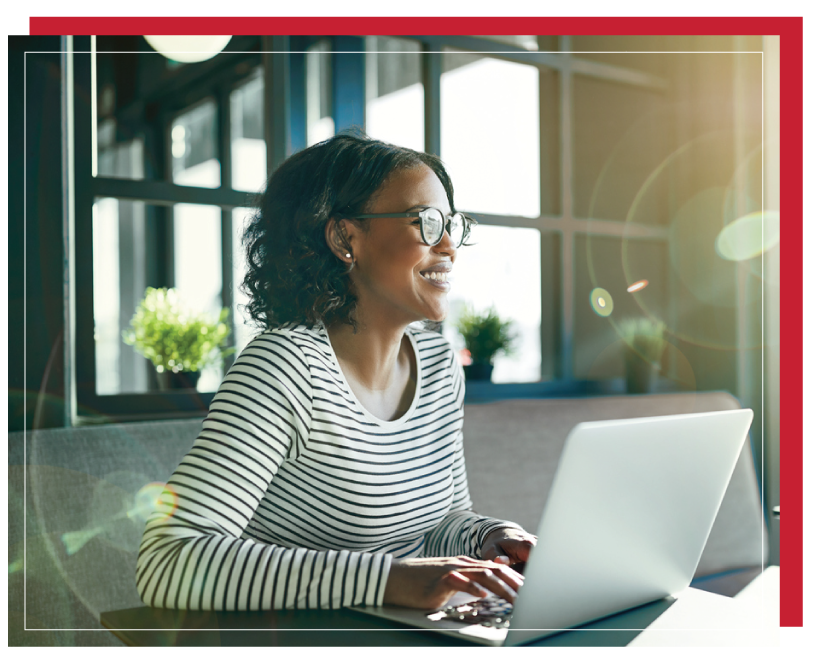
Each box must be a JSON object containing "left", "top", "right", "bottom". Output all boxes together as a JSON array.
[{"left": 369, "top": 164, "right": 451, "bottom": 213}]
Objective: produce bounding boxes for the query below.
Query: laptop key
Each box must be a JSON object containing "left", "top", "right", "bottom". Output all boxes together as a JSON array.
[{"left": 429, "top": 598, "right": 514, "bottom": 627}]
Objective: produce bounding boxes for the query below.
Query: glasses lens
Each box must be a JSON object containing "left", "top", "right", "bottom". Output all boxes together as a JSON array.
[
  {"left": 448, "top": 213, "right": 466, "bottom": 247},
  {"left": 421, "top": 208, "right": 444, "bottom": 245}
]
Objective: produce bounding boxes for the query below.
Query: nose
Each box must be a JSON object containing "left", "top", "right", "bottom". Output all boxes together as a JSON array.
[{"left": 433, "top": 221, "right": 458, "bottom": 257}]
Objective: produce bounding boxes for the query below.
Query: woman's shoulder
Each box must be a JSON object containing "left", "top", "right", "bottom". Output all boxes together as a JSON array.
[{"left": 237, "top": 323, "right": 329, "bottom": 365}]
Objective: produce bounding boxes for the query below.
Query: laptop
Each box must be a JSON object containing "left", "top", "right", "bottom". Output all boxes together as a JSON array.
[{"left": 350, "top": 408, "right": 754, "bottom": 646}]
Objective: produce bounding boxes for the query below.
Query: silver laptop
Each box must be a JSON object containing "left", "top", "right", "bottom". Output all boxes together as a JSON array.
[{"left": 351, "top": 408, "right": 754, "bottom": 646}]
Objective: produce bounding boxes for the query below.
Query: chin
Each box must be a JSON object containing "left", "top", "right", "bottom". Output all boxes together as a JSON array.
[{"left": 422, "top": 305, "right": 448, "bottom": 323}]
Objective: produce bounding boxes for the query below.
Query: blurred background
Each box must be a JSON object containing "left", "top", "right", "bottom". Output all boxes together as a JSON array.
[{"left": 9, "top": 32, "right": 779, "bottom": 558}]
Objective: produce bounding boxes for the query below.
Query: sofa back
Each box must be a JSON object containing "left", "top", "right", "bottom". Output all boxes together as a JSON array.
[
  {"left": 9, "top": 418, "right": 203, "bottom": 645},
  {"left": 8, "top": 391, "right": 765, "bottom": 645},
  {"left": 463, "top": 392, "right": 766, "bottom": 577}
]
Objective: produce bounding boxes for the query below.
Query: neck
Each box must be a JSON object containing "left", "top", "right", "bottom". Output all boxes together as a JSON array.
[{"left": 326, "top": 316, "right": 413, "bottom": 391}]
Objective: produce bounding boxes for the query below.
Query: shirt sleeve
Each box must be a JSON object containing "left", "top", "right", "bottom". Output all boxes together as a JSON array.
[
  {"left": 135, "top": 330, "right": 391, "bottom": 610},
  {"left": 421, "top": 344, "right": 524, "bottom": 559}
]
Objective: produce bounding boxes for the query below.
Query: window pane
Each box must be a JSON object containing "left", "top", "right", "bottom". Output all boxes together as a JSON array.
[
  {"left": 93, "top": 197, "right": 149, "bottom": 395},
  {"left": 97, "top": 118, "right": 144, "bottom": 179},
  {"left": 232, "top": 207, "right": 261, "bottom": 356},
  {"left": 173, "top": 204, "right": 224, "bottom": 392},
  {"left": 573, "top": 76, "right": 669, "bottom": 223},
  {"left": 441, "top": 51, "right": 540, "bottom": 218},
  {"left": 231, "top": 68, "right": 266, "bottom": 192},
  {"left": 571, "top": 37, "right": 675, "bottom": 78},
  {"left": 306, "top": 40, "right": 334, "bottom": 146},
  {"left": 172, "top": 99, "right": 220, "bottom": 187},
  {"left": 94, "top": 46, "right": 148, "bottom": 181},
  {"left": 444, "top": 225, "right": 541, "bottom": 383},
  {"left": 365, "top": 36, "right": 424, "bottom": 152}
]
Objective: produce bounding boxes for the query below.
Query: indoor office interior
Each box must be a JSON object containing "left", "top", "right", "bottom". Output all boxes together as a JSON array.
[{"left": 9, "top": 34, "right": 779, "bottom": 645}]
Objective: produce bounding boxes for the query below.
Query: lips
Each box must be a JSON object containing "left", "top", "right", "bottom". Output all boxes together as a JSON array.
[{"left": 420, "top": 262, "right": 452, "bottom": 274}]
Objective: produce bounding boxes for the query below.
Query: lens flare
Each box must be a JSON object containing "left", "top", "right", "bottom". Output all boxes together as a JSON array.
[
  {"left": 627, "top": 280, "right": 649, "bottom": 293},
  {"left": 135, "top": 482, "right": 179, "bottom": 521},
  {"left": 715, "top": 210, "right": 780, "bottom": 261},
  {"left": 590, "top": 288, "right": 614, "bottom": 317},
  {"left": 61, "top": 527, "right": 106, "bottom": 556}
]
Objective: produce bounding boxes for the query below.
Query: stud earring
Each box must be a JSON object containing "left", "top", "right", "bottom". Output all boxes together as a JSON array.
[{"left": 345, "top": 252, "right": 352, "bottom": 259}]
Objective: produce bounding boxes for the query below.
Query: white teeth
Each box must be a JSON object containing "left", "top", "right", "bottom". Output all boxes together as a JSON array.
[{"left": 423, "top": 271, "right": 449, "bottom": 283}]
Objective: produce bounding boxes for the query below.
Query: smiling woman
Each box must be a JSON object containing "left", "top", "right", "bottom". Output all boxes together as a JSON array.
[
  {"left": 135, "top": 131, "right": 536, "bottom": 612},
  {"left": 241, "top": 133, "right": 456, "bottom": 331}
]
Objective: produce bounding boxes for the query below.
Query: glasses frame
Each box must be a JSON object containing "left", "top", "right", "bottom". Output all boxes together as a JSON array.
[{"left": 351, "top": 207, "right": 477, "bottom": 248}]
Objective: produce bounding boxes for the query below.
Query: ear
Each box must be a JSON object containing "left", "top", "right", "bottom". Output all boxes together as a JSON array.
[{"left": 325, "top": 217, "right": 355, "bottom": 264}]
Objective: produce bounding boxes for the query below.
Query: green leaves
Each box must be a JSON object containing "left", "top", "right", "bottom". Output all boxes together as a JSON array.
[
  {"left": 455, "top": 305, "right": 516, "bottom": 365},
  {"left": 620, "top": 317, "right": 666, "bottom": 364},
  {"left": 122, "top": 287, "right": 235, "bottom": 373}
]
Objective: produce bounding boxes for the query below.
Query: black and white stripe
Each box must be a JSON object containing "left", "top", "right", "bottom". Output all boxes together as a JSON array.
[{"left": 136, "top": 323, "right": 519, "bottom": 610}]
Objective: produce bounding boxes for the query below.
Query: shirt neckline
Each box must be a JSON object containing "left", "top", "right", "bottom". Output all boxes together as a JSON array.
[{"left": 317, "top": 324, "right": 423, "bottom": 428}]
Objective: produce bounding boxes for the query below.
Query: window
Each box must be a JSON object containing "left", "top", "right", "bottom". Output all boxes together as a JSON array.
[
  {"left": 79, "top": 39, "right": 260, "bottom": 417},
  {"left": 365, "top": 36, "right": 424, "bottom": 151},
  {"left": 75, "top": 35, "right": 765, "bottom": 421}
]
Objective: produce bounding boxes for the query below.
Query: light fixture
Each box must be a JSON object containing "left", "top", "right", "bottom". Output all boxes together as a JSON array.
[{"left": 143, "top": 35, "right": 232, "bottom": 64}]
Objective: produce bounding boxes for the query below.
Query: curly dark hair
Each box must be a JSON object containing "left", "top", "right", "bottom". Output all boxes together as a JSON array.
[{"left": 241, "top": 130, "right": 456, "bottom": 332}]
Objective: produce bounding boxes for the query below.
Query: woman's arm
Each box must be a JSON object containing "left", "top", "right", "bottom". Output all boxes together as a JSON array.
[
  {"left": 421, "top": 428, "right": 525, "bottom": 559},
  {"left": 135, "top": 332, "right": 391, "bottom": 610}
]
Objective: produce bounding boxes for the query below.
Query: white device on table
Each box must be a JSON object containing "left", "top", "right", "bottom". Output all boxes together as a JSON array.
[{"left": 350, "top": 408, "right": 754, "bottom": 646}]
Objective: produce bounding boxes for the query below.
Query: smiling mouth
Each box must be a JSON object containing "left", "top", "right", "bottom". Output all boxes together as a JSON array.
[{"left": 420, "top": 271, "right": 450, "bottom": 283}]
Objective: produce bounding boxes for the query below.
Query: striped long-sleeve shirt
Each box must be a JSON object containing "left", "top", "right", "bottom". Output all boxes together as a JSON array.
[{"left": 135, "top": 322, "right": 521, "bottom": 611}]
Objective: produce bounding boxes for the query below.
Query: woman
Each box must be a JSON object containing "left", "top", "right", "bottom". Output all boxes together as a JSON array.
[{"left": 136, "top": 132, "right": 536, "bottom": 611}]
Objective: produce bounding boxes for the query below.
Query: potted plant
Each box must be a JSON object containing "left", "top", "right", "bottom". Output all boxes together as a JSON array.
[
  {"left": 455, "top": 306, "right": 516, "bottom": 381},
  {"left": 123, "top": 287, "right": 234, "bottom": 390},
  {"left": 620, "top": 317, "right": 667, "bottom": 394}
]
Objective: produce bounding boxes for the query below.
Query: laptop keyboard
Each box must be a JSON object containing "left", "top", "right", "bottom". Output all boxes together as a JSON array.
[{"left": 425, "top": 597, "right": 514, "bottom": 628}]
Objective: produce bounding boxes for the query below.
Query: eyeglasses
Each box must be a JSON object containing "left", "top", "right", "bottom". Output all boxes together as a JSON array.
[{"left": 351, "top": 207, "right": 476, "bottom": 248}]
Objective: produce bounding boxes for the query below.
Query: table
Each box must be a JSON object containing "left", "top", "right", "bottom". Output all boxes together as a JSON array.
[{"left": 101, "top": 567, "right": 779, "bottom": 648}]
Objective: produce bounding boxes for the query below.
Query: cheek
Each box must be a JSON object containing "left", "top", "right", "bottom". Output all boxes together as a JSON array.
[{"left": 385, "top": 243, "right": 427, "bottom": 274}]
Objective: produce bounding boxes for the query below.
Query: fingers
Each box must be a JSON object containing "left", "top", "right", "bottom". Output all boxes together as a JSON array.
[
  {"left": 444, "top": 570, "right": 490, "bottom": 599},
  {"left": 455, "top": 562, "right": 524, "bottom": 603}
]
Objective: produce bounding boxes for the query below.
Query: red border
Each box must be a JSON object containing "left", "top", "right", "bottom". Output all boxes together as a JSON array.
[
  {"left": 778, "top": 16, "right": 803, "bottom": 630},
  {"left": 28, "top": 15, "right": 803, "bottom": 628},
  {"left": 31, "top": 16, "right": 796, "bottom": 36}
]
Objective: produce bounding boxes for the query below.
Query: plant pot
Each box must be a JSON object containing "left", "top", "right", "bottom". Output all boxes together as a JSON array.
[
  {"left": 156, "top": 370, "right": 201, "bottom": 390},
  {"left": 464, "top": 361, "right": 494, "bottom": 382},
  {"left": 623, "top": 349, "right": 659, "bottom": 394}
]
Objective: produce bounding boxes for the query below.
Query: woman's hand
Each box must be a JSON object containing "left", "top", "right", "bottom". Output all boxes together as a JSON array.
[
  {"left": 480, "top": 527, "right": 538, "bottom": 567},
  {"left": 382, "top": 556, "right": 524, "bottom": 610}
]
